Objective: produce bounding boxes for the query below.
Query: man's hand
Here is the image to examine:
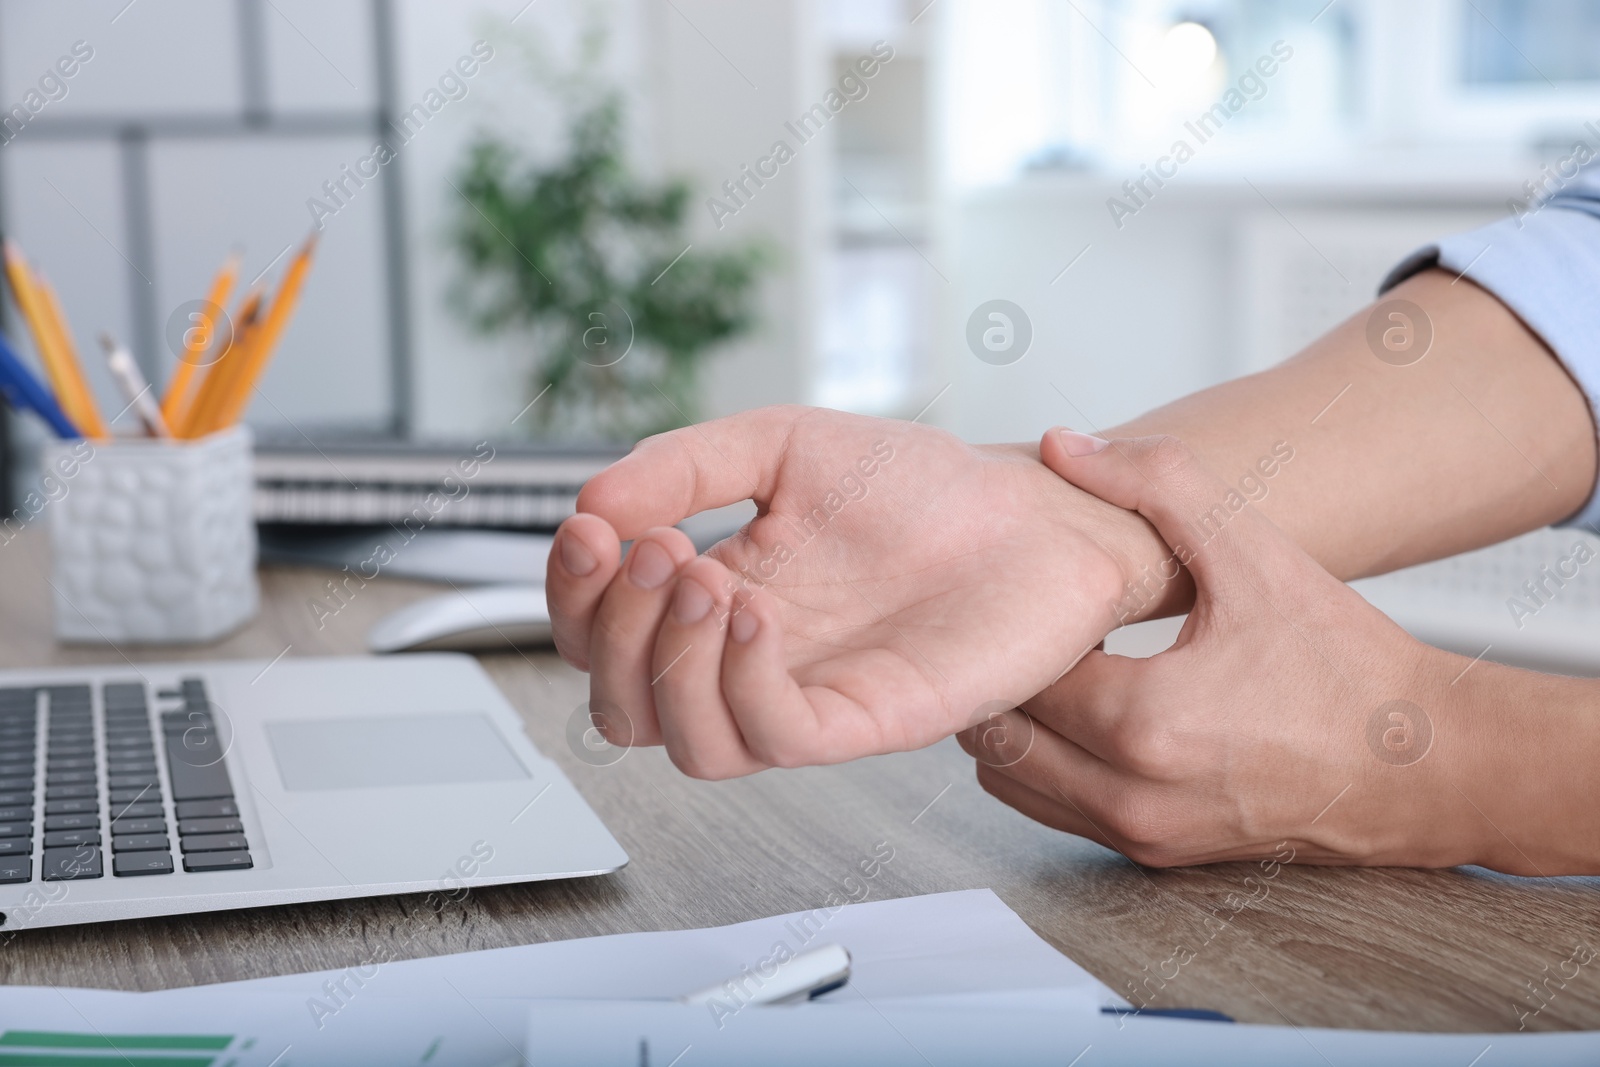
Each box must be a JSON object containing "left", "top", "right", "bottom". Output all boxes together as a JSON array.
[
  {"left": 547, "top": 406, "right": 1166, "bottom": 779},
  {"left": 962, "top": 429, "right": 1490, "bottom": 870}
]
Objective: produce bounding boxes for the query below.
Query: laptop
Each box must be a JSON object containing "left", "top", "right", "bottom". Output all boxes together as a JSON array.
[{"left": 0, "top": 653, "right": 627, "bottom": 931}]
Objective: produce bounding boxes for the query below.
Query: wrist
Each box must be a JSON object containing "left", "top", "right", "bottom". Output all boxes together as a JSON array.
[
  {"left": 990, "top": 439, "right": 1196, "bottom": 627},
  {"left": 1093, "top": 503, "right": 1197, "bottom": 626},
  {"left": 989, "top": 440, "right": 1191, "bottom": 627},
  {"left": 1424, "top": 649, "right": 1600, "bottom": 875}
]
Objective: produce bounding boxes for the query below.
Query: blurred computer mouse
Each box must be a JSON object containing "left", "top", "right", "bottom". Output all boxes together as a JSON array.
[{"left": 367, "top": 584, "right": 552, "bottom": 653}]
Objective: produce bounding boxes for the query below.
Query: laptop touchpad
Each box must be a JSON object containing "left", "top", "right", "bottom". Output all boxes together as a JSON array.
[{"left": 266, "top": 713, "right": 531, "bottom": 791}]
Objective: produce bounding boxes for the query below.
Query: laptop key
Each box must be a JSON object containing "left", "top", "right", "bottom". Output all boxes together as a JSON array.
[
  {"left": 114, "top": 851, "right": 174, "bottom": 877},
  {"left": 105, "top": 730, "right": 152, "bottom": 742},
  {"left": 42, "top": 845, "right": 102, "bottom": 880},
  {"left": 108, "top": 761, "right": 158, "bottom": 775},
  {"left": 45, "top": 798, "right": 96, "bottom": 815},
  {"left": 178, "top": 817, "right": 242, "bottom": 836},
  {"left": 44, "top": 829, "right": 99, "bottom": 848},
  {"left": 110, "top": 801, "right": 164, "bottom": 820},
  {"left": 46, "top": 784, "right": 97, "bottom": 800},
  {"left": 176, "top": 798, "right": 238, "bottom": 819},
  {"left": 45, "top": 770, "right": 96, "bottom": 786},
  {"left": 0, "top": 822, "right": 31, "bottom": 838},
  {"left": 0, "top": 792, "right": 34, "bottom": 807},
  {"left": 46, "top": 757, "right": 95, "bottom": 772},
  {"left": 110, "top": 818, "right": 166, "bottom": 836},
  {"left": 163, "top": 743, "right": 233, "bottom": 801},
  {"left": 113, "top": 833, "right": 169, "bottom": 852},
  {"left": 180, "top": 833, "right": 247, "bottom": 853},
  {"left": 45, "top": 814, "right": 98, "bottom": 831},
  {"left": 108, "top": 774, "right": 160, "bottom": 790},
  {"left": 110, "top": 788, "right": 158, "bottom": 806},
  {"left": 0, "top": 806, "right": 31, "bottom": 822},
  {"left": 182, "top": 850, "right": 251, "bottom": 873},
  {"left": 0, "top": 856, "right": 29, "bottom": 883},
  {"left": 0, "top": 838, "right": 32, "bottom": 855}
]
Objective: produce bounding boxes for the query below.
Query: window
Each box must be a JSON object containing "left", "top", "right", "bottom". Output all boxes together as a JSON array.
[{"left": 1463, "top": 0, "right": 1600, "bottom": 85}]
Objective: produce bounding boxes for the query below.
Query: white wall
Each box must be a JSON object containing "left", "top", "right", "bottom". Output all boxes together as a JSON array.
[{"left": 937, "top": 168, "right": 1512, "bottom": 445}]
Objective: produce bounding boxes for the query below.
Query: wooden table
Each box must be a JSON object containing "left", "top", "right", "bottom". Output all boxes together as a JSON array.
[{"left": 0, "top": 530, "right": 1594, "bottom": 1033}]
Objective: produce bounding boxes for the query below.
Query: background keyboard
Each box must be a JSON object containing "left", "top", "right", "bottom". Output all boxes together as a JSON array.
[{"left": 0, "top": 678, "right": 254, "bottom": 883}]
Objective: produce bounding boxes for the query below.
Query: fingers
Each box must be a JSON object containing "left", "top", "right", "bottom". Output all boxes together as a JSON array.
[
  {"left": 546, "top": 513, "right": 623, "bottom": 671},
  {"left": 588, "top": 526, "right": 700, "bottom": 747},
  {"left": 719, "top": 583, "right": 895, "bottom": 767},
  {"left": 964, "top": 711, "right": 1150, "bottom": 854},
  {"left": 1019, "top": 650, "right": 1144, "bottom": 765},
  {"left": 577, "top": 406, "right": 806, "bottom": 539},
  {"left": 1037, "top": 430, "right": 1300, "bottom": 604},
  {"left": 649, "top": 557, "right": 767, "bottom": 779},
  {"left": 651, "top": 558, "right": 888, "bottom": 777},
  {"left": 972, "top": 763, "right": 1113, "bottom": 849}
]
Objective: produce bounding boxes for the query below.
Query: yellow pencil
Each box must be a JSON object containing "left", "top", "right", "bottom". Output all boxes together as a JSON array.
[
  {"left": 36, "top": 276, "right": 108, "bottom": 435},
  {"left": 207, "top": 235, "right": 316, "bottom": 431},
  {"left": 181, "top": 286, "right": 262, "bottom": 439},
  {"left": 2, "top": 240, "right": 106, "bottom": 439},
  {"left": 163, "top": 249, "right": 240, "bottom": 429}
]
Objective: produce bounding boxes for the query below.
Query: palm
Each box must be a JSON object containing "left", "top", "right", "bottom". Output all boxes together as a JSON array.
[{"left": 692, "top": 411, "right": 1126, "bottom": 753}]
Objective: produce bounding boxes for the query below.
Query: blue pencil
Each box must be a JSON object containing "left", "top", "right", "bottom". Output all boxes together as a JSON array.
[{"left": 0, "top": 328, "right": 79, "bottom": 438}]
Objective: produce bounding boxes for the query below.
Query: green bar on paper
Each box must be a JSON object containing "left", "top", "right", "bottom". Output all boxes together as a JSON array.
[
  {"left": 0, "top": 1056, "right": 215, "bottom": 1067},
  {"left": 0, "top": 1033, "right": 229, "bottom": 1051}
]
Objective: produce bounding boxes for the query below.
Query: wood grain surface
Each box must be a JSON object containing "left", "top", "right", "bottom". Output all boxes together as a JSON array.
[{"left": 0, "top": 530, "right": 1595, "bottom": 1032}]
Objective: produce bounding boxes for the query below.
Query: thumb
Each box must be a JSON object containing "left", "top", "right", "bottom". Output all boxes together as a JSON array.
[
  {"left": 1038, "top": 429, "right": 1295, "bottom": 606},
  {"left": 577, "top": 406, "right": 796, "bottom": 539}
]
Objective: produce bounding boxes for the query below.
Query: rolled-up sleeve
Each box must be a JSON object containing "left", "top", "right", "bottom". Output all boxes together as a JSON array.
[{"left": 1381, "top": 168, "right": 1600, "bottom": 529}]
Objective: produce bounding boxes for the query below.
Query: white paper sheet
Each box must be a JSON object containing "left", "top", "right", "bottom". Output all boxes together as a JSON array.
[
  {"left": 0, "top": 890, "right": 1114, "bottom": 1065},
  {"left": 521, "top": 1002, "right": 1600, "bottom": 1067},
  {"left": 197, "top": 888, "right": 1118, "bottom": 1007},
  {"left": 6, "top": 988, "right": 1594, "bottom": 1067},
  {"left": 6, "top": 886, "right": 1597, "bottom": 1066}
]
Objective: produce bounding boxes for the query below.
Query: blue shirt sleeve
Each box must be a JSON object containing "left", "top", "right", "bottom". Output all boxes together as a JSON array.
[{"left": 1380, "top": 167, "right": 1600, "bottom": 530}]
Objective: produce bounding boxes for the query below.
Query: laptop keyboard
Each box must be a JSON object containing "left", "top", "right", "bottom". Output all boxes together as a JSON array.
[{"left": 0, "top": 678, "right": 254, "bottom": 884}]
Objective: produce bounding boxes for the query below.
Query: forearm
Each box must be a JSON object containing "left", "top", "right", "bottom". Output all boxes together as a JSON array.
[
  {"left": 1098, "top": 268, "right": 1596, "bottom": 620},
  {"left": 1427, "top": 650, "right": 1600, "bottom": 875}
]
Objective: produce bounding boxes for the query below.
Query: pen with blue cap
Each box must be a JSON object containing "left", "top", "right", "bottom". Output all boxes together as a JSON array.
[
  {"left": 0, "top": 329, "right": 79, "bottom": 438},
  {"left": 1102, "top": 1006, "right": 1234, "bottom": 1022}
]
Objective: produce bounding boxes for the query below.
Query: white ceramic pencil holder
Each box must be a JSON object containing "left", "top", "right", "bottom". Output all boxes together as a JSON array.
[{"left": 46, "top": 426, "right": 259, "bottom": 645}]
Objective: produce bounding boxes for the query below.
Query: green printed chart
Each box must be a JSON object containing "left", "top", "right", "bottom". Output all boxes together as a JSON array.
[
  {"left": 3, "top": 986, "right": 528, "bottom": 1065},
  {"left": 0, "top": 1030, "right": 240, "bottom": 1067}
]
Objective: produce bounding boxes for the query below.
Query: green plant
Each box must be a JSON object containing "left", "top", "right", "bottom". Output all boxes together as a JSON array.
[{"left": 450, "top": 86, "right": 767, "bottom": 441}]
